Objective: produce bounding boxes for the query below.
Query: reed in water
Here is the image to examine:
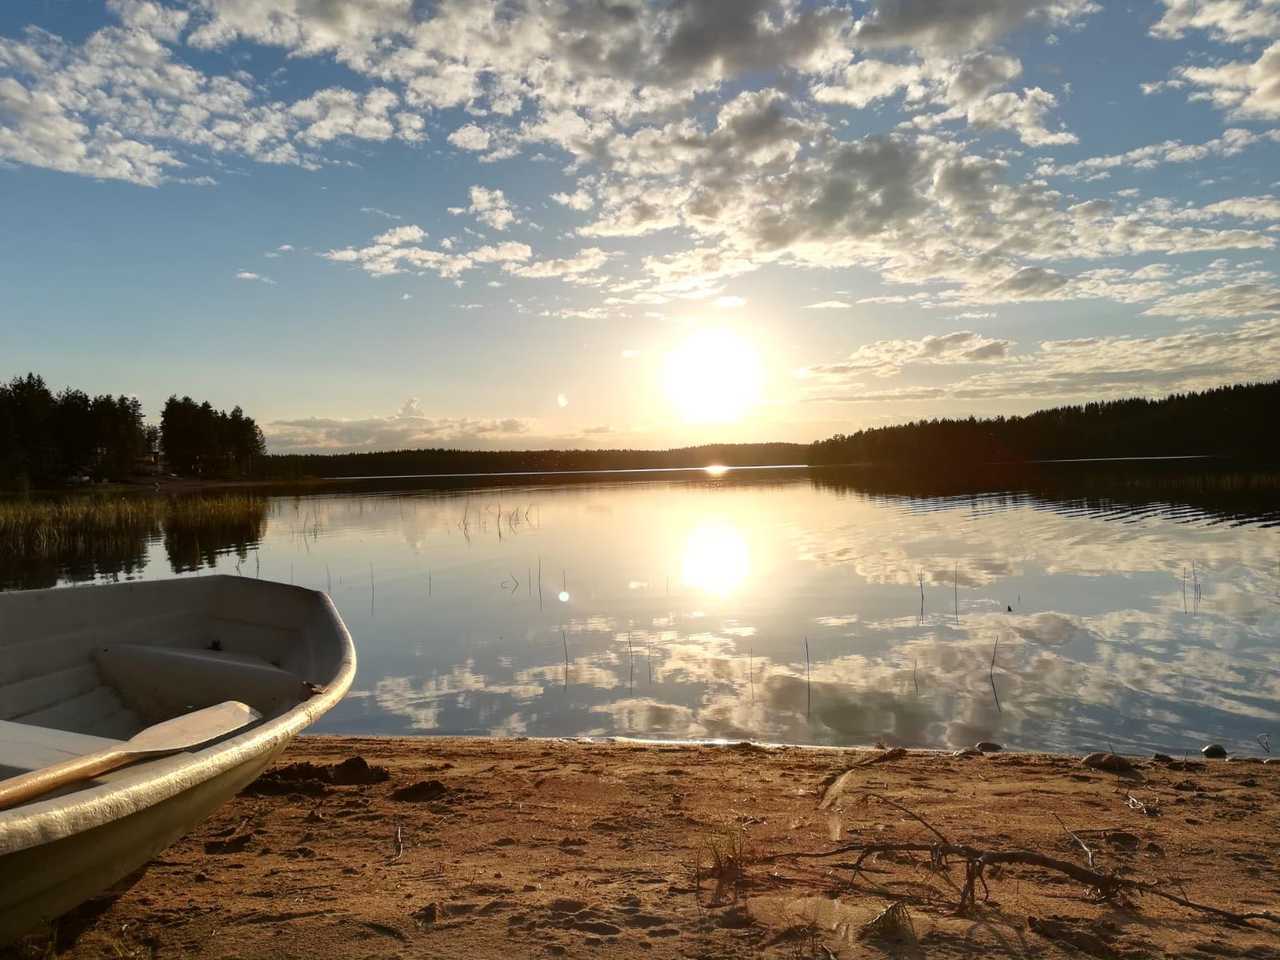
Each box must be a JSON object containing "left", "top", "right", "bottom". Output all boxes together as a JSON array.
[{"left": 0, "top": 494, "right": 269, "bottom": 557}]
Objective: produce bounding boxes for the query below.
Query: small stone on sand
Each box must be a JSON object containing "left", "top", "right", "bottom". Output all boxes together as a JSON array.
[{"left": 1081, "top": 752, "right": 1134, "bottom": 773}]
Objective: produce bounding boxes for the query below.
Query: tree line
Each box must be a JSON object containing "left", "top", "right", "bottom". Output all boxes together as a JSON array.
[
  {"left": 260, "top": 442, "right": 808, "bottom": 480},
  {"left": 808, "top": 380, "right": 1280, "bottom": 467},
  {"left": 4, "top": 372, "right": 1274, "bottom": 489},
  {"left": 160, "top": 396, "right": 265, "bottom": 479},
  {"left": 0, "top": 373, "right": 264, "bottom": 489},
  {"left": 0, "top": 374, "right": 150, "bottom": 489}
]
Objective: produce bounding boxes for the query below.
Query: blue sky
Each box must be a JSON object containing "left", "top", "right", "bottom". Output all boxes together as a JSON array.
[{"left": 1, "top": 1, "right": 1278, "bottom": 452}]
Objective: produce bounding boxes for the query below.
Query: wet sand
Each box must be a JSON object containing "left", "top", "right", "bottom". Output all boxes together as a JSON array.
[{"left": 7, "top": 737, "right": 1280, "bottom": 959}]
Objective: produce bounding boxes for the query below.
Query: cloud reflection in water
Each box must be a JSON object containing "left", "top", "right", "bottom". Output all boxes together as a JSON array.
[{"left": 110, "top": 474, "right": 1280, "bottom": 756}]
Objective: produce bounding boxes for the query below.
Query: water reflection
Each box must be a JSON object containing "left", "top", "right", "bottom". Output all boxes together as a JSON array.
[
  {"left": 681, "top": 520, "right": 749, "bottom": 596},
  {"left": 0, "top": 496, "right": 269, "bottom": 589},
  {"left": 0, "top": 531, "right": 150, "bottom": 590},
  {"left": 6, "top": 470, "right": 1278, "bottom": 756},
  {"left": 163, "top": 504, "right": 269, "bottom": 573}
]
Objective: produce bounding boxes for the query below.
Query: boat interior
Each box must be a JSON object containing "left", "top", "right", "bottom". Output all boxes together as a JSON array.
[{"left": 0, "top": 577, "right": 346, "bottom": 785}]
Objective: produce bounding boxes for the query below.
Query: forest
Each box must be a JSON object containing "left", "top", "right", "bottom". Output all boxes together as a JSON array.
[
  {"left": 159, "top": 396, "right": 266, "bottom": 479},
  {"left": 0, "top": 374, "right": 150, "bottom": 490},
  {"left": 2, "top": 375, "right": 1275, "bottom": 490},
  {"left": 0, "top": 374, "right": 264, "bottom": 489},
  {"left": 269, "top": 381, "right": 1278, "bottom": 479},
  {"left": 808, "top": 380, "right": 1280, "bottom": 467},
  {"left": 260, "top": 442, "right": 808, "bottom": 480}
]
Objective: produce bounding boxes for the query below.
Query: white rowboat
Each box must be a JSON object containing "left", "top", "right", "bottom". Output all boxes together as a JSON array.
[{"left": 0, "top": 576, "right": 356, "bottom": 943}]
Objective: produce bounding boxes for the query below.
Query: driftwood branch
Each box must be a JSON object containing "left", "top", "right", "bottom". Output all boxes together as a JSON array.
[
  {"left": 1053, "top": 812, "right": 1096, "bottom": 868},
  {"left": 767, "top": 839, "right": 1280, "bottom": 926},
  {"left": 862, "top": 792, "right": 952, "bottom": 846}
]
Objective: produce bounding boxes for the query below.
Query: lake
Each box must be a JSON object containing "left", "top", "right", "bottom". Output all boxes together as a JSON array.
[{"left": 5, "top": 467, "right": 1279, "bottom": 755}]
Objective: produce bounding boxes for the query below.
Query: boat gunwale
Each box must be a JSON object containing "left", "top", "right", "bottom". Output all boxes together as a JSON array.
[{"left": 0, "top": 576, "right": 357, "bottom": 855}]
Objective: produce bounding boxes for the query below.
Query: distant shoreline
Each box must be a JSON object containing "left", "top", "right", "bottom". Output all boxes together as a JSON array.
[{"left": 5, "top": 454, "right": 1278, "bottom": 498}]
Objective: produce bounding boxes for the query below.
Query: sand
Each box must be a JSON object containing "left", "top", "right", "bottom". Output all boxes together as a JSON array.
[{"left": 6, "top": 737, "right": 1280, "bottom": 959}]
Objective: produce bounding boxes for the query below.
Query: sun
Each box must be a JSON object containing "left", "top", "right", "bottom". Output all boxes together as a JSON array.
[{"left": 664, "top": 328, "right": 763, "bottom": 424}]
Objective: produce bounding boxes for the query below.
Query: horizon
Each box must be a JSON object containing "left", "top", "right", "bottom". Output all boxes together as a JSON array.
[
  {"left": 3, "top": 1, "right": 1279, "bottom": 455},
  {"left": 6, "top": 371, "right": 1272, "bottom": 458}
]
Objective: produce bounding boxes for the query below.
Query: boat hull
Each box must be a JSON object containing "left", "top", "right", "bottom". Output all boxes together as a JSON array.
[
  {"left": 0, "top": 740, "right": 283, "bottom": 943},
  {"left": 0, "top": 576, "right": 356, "bottom": 943}
]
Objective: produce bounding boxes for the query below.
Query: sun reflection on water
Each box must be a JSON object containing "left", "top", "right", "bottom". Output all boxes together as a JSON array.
[{"left": 681, "top": 519, "right": 750, "bottom": 596}]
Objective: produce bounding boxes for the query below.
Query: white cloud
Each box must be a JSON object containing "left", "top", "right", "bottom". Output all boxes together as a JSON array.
[
  {"left": 235, "top": 270, "right": 274, "bottom": 284},
  {"left": 1143, "top": 282, "right": 1280, "bottom": 319},
  {"left": 963, "top": 86, "right": 1077, "bottom": 146},
  {"left": 578, "top": 121, "right": 1273, "bottom": 308},
  {"left": 1197, "top": 196, "right": 1280, "bottom": 222},
  {"left": 506, "top": 246, "right": 610, "bottom": 281},
  {"left": 551, "top": 189, "right": 594, "bottom": 211},
  {"left": 459, "top": 185, "right": 517, "bottom": 231},
  {"left": 374, "top": 224, "right": 427, "bottom": 246},
  {"left": 1036, "top": 128, "right": 1279, "bottom": 179},
  {"left": 320, "top": 226, "right": 526, "bottom": 279},
  {"left": 290, "top": 86, "right": 407, "bottom": 144},
  {"left": 447, "top": 124, "right": 490, "bottom": 151},
  {"left": 803, "top": 330, "right": 1015, "bottom": 379},
  {"left": 468, "top": 241, "right": 532, "bottom": 263},
  {"left": 812, "top": 49, "right": 1074, "bottom": 148},
  {"left": 0, "top": 16, "right": 425, "bottom": 186},
  {"left": 181, "top": 0, "right": 851, "bottom": 121},
  {"left": 0, "top": 70, "right": 184, "bottom": 187},
  {"left": 267, "top": 398, "right": 532, "bottom": 452},
  {"left": 1174, "top": 42, "right": 1280, "bottom": 119},
  {"left": 812, "top": 59, "right": 929, "bottom": 109},
  {"left": 1148, "top": 3, "right": 1280, "bottom": 119},
  {"left": 1151, "top": 0, "right": 1280, "bottom": 43},
  {"left": 806, "top": 317, "right": 1280, "bottom": 403},
  {"left": 804, "top": 300, "right": 855, "bottom": 309},
  {"left": 4, "top": 0, "right": 1277, "bottom": 347},
  {"left": 850, "top": 0, "right": 1099, "bottom": 53}
]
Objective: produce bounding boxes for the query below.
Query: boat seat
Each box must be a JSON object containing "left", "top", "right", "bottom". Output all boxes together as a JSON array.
[
  {"left": 0, "top": 720, "right": 124, "bottom": 779},
  {"left": 93, "top": 644, "right": 307, "bottom": 722}
]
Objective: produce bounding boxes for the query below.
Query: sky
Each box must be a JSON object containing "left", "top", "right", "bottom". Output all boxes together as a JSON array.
[{"left": 1, "top": 0, "right": 1278, "bottom": 454}]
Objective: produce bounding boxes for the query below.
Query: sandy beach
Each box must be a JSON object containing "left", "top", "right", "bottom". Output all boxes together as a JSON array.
[{"left": 6, "top": 737, "right": 1279, "bottom": 959}]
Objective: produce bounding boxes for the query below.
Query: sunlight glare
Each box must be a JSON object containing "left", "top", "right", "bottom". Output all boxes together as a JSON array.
[
  {"left": 664, "top": 328, "right": 763, "bottom": 424},
  {"left": 703, "top": 464, "right": 729, "bottom": 477},
  {"left": 681, "top": 520, "right": 750, "bottom": 597}
]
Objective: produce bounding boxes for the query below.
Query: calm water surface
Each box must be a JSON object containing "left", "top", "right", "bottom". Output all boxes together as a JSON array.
[{"left": 12, "top": 471, "right": 1280, "bottom": 755}]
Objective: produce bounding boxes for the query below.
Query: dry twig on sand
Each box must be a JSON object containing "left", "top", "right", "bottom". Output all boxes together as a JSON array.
[
  {"left": 772, "top": 792, "right": 1280, "bottom": 927},
  {"left": 1053, "top": 813, "right": 1096, "bottom": 868},
  {"left": 389, "top": 821, "right": 404, "bottom": 864}
]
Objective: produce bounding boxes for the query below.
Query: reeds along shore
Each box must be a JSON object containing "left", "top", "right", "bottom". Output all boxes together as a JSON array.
[
  {"left": 0, "top": 495, "right": 269, "bottom": 556},
  {"left": 0, "top": 495, "right": 271, "bottom": 590}
]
